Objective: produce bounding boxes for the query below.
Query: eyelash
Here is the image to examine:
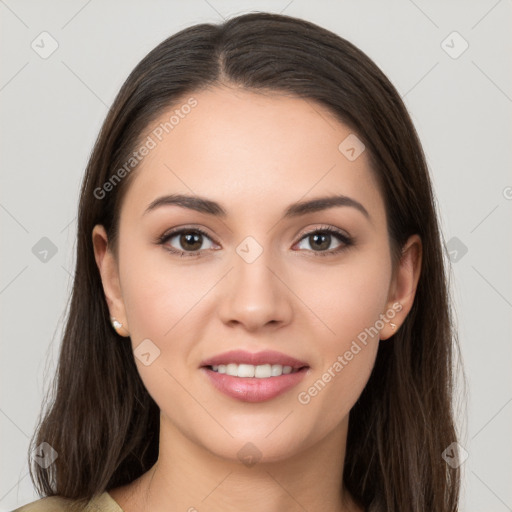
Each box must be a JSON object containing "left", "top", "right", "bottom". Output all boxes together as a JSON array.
[{"left": 156, "top": 225, "right": 354, "bottom": 259}]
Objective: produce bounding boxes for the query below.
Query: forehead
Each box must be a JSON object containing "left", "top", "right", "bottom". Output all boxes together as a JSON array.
[{"left": 121, "top": 86, "right": 386, "bottom": 226}]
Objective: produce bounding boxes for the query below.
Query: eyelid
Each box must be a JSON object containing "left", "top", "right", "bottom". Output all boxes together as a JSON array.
[
  {"left": 158, "top": 224, "right": 216, "bottom": 242},
  {"left": 295, "top": 224, "right": 351, "bottom": 243}
]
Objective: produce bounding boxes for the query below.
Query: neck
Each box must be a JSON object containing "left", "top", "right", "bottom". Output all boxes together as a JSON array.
[{"left": 118, "top": 413, "right": 361, "bottom": 512}]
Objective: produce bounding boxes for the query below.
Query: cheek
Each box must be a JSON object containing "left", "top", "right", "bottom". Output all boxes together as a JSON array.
[
  {"left": 332, "top": 268, "right": 389, "bottom": 339},
  {"left": 118, "top": 238, "right": 209, "bottom": 341},
  {"left": 117, "top": 242, "right": 208, "bottom": 418},
  {"left": 294, "top": 250, "right": 390, "bottom": 426},
  {"left": 306, "top": 249, "right": 392, "bottom": 347}
]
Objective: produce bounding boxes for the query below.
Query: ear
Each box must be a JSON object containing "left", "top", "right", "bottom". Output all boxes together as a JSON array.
[
  {"left": 380, "top": 234, "right": 422, "bottom": 340},
  {"left": 92, "top": 225, "right": 130, "bottom": 337}
]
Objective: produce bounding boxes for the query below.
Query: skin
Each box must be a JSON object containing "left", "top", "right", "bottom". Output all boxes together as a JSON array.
[{"left": 93, "top": 85, "right": 422, "bottom": 512}]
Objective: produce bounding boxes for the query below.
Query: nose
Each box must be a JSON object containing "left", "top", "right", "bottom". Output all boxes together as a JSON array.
[{"left": 217, "top": 251, "right": 293, "bottom": 333}]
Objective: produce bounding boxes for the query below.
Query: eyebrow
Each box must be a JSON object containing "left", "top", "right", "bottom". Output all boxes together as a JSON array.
[{"left": 143, "top": 193, "right": 371, "bottom": 222}]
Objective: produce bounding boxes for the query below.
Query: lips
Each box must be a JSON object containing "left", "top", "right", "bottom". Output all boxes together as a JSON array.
[
  {"left": 200, "top": 349, "right": 310, "bottom": 402},
  {"left": 200, "top": 349, "right": 309, "bottom": 369}
]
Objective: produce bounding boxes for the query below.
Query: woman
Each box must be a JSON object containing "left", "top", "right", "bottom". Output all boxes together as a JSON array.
[{"left": 15, "top": 11, "right": 462, "bottom": 512}]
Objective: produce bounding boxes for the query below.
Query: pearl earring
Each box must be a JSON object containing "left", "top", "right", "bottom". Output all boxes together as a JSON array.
[
  {"left": 390, "top": 323, "right": 396, "bottom": 330},
  {"left": 110, "top": 316, "right": 123, "bottom": 331}
]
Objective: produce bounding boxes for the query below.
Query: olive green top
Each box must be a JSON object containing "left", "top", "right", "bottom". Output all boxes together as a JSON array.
[{"left": 12, "top": 492, "right": 124, "bottom": 512}]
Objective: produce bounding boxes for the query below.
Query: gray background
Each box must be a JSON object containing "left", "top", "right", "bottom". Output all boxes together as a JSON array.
[{"left": 1, "top": 1, "right": 511, "bottom": 510}]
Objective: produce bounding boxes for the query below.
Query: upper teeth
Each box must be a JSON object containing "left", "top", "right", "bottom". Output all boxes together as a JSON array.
[{"left": 211, "top": 363, "right": 296, "bottom": 378}]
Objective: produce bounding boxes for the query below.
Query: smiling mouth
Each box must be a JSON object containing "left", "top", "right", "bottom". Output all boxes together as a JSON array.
[{"left": 206, "top": 363, "right": 307, "bottom": 378}]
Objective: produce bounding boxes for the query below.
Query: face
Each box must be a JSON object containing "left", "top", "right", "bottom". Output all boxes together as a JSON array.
[{"left": 95, "top": 86, "right": 412, "bottom": 464}]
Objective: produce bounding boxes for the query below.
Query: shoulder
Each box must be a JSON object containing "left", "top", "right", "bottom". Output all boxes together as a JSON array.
[
  {"left": 11, "top": 495, "right": 72, "bottom": 512},
  {"left": 12, "top": 492, "right": 124, "bottom": 512}
]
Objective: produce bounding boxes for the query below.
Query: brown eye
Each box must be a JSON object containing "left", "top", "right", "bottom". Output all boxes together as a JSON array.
[
  {"left": 307, "top": 232, "right": 332, "bottom": 251},
  {"left": 177, "top": 231, "right": 203, "bottom": 251},
  {"left": 295, "top": 227, "right": 353, "bottom": 256},
  {"left": 159, "top": 228, "right": 216, "bottom": 257}
]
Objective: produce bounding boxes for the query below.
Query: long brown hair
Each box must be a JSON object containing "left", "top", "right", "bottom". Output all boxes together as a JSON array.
[{"left": 29, "top": 12, "right": 463, "bottom": 511}]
